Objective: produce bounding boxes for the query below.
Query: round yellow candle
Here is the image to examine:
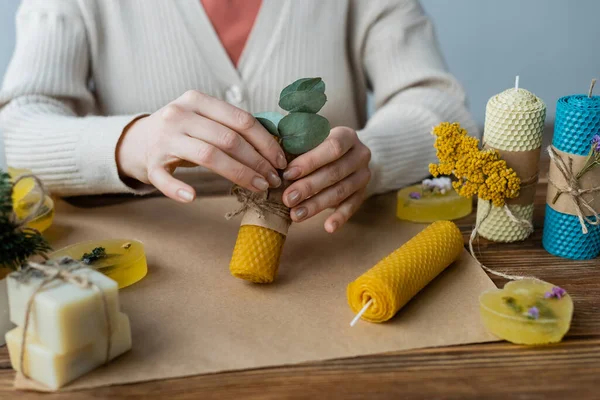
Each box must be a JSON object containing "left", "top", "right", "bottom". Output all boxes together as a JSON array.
[
  {"left": 347, "top": 221, "right": 463, "bottom": 323},
  {"left": 50, "top": 239, "right": 147, "bottom": 289},
  {"left": 480, "top": 279, "right": 573, "bottom": 345}
]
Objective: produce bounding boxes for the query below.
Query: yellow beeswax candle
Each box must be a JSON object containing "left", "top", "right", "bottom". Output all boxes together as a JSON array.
[
  {"left": 229, "top": 225, "right": 285, "bottom": 283},
  {"left": 347, "top": 221, "right": 464, "bottom": 323},
  {"left": 49, "top": 239, "right": 147, "bottom": 289},
  {"left": 480, "top": 279, "right": 573, "bottom": 345}
]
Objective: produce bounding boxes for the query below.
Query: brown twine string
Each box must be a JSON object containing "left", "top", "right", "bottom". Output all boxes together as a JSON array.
[
  {"left": 547, "top": 146, "right": 600, "bottom": 234},
  {"left": 468, "top": 201, "right": 537, "bottom": 281},
  {"left": 11, "top": 174, "right": 47, "bottom": 231},
  {"left": 17, "top": 258, "right": 113, "bottom": 378},
  {"left": 225, "top": 185, "right": 291, "bottom": 221}
]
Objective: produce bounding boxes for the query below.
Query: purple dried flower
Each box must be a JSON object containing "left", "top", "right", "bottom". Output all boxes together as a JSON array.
[
  {"left": 592, "top": 135, "right": 600, "bottom": 152},
  {"left": 527, "top": 306, "right": 540, "bottom": 320},
  {"left": 545, "top": 286, "right": 567, "bottom": 299},
  {"left": 409, "top": 191, "right": 421, "bottom": 200}
]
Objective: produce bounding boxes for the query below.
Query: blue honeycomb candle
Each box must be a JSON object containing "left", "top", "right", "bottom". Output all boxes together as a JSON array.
[{"left": 543, "top": 91, "right": 600, "bottom": 260}]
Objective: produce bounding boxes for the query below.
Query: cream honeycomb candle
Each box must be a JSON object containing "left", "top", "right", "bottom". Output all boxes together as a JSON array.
[
  {"left": 347, "top": 221, "right": 463, "bottom": 324},
  {"left": 477, "top": 80, "right": 546, "bottom": 242}
]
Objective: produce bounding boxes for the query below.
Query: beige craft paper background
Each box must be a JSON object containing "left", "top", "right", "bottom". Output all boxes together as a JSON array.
[{"left": 24, "top": 194, "right": 497, "bottom": 391}]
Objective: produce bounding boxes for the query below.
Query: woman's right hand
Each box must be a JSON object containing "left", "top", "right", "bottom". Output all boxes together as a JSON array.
[{"left": 116, "top": 90, "right": 287, "bottom": 203}]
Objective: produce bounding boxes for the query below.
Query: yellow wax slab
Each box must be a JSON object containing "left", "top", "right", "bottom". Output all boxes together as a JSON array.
[
  {"left": 480, "top": 279, "right": 573, "bottom": 345},
  {"left": 347, "top": 221, "right": 464, "bottom": 323},
  {"left": 396, "top": 185, "right": 472, "bottom": 223},
  {"left": 7, "top": 268, "right": 120, "bottom": 354},
  {"left": 50, "top": 239, "right": 148, "bottom": 289},
  {"left": 6, "top": 312, "right": 131, "bottom": 390}
]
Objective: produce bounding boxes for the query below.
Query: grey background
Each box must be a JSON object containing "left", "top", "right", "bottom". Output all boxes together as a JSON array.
[{"left": 1, "top": 0, "right": 599, "bottom": 124}]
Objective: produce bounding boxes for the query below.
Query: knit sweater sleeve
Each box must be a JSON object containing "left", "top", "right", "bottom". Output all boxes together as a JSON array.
[
  {"left": 0, "top": 0, "right": 151, "bottom": 197},
  {"left": 350, "top": 0, "right": 479, "bottom": 195}
]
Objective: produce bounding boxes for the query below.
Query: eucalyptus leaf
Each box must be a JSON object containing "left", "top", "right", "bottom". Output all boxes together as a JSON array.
[
  {"left": 278, "top": 113, "right": 330, "bottom": 154},
  {"left": 280, "top": 77, "right": 325, "bottom": 99},
  {"left": 279, "top": 91, "right": 327, "bottom": 113},
  {"left": 253, "top": 111, "right": 285, "bottom": 137}
]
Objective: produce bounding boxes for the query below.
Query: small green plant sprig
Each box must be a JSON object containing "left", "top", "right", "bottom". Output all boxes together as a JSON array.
[
  {"left": 0, "top": 171, "right": 51, "bottom": 270},
  {"left": 253, "top": 77, "right": 330, "bottom": 155}
]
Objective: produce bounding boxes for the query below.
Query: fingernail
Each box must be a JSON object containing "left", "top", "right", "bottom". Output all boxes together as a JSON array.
[
  {"left": 176, "top": 189, "right": 194, "bottom": 202},
  {"left": 287, "top": 190, "right": 301, "bottom": 207},
  {"left": 277, "top": 153, "right": 287, "bottom": 169},
  {"left": 329, "top": 221, "right": 339, "bottom": 233},
  {"left": 252, "top": 176, "right": 269, "bottom": 191},
  {"left": 294, "top": 207, "right": 308, "bottom": 221},
  {"left": 267, "top": 171, "right": 282, "bottom": 188},
  {"left": 283, "top": 167, "right": 301, "bottom": 180}
]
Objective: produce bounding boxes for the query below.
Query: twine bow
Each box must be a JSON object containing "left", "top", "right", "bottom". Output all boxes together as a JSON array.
[
  {"left": 16, "top": 258, "right": 113, "bottom": 379},
  {"left": 225, "top": 185, "right": 291, "bottom": 221},
  {"left": 547, "top": 146, "right": 600, "bottom": 234}
]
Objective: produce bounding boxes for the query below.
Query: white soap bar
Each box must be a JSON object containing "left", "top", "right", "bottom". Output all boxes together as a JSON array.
[
  {"left": 7, "top": 267, "right": 119, "bottom": 354},
  {"left": 6, "top": 312, "right": 131, "bottom": 390}
]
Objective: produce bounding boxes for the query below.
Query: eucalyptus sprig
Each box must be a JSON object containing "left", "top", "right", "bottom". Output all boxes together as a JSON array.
[
  {"left": 0, "top": 171, "right": 51, "bottom": 270},
  {"left": 254, "top": 77, "right": 330, "bottom": 155}
]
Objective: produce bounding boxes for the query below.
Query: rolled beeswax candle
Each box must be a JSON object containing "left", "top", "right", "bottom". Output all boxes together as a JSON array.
[
  {"left": 477, "top": 87, "right": 546, "bottom": 242},
  {"left": 347, "top": 221, "right": 463, "bottom": 323},
  {"left": 7, "top": 267, "right": 120, "bottom": 354},
  {"left": 50, "top": 239, "right": 148, "bottom": 289},
  {"left": 543, "top": 94, "right": 600, "bottom": 260},
  {"left": 6, "top": 312, "right": 131, "bottom": 390},
  {"left": 480, "top": 280, "right": 573, "bottom": 345}
]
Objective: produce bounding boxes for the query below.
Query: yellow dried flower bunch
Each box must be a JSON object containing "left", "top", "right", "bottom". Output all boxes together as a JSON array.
[{"left": 428, "top": 122, "right": 521, "bottom": 207}]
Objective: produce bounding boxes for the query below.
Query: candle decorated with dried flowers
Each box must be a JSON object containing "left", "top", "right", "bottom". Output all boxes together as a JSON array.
[
  {"left": 476, "top": 84, "right": 546, "bottom": 242},
  {"left": 396, "top": 177, "right": 472, "bottom": 223},
  {"left": 543, "top": 84, "right": 600, "bottom": 260},
  {"left": 479, "top": 279, "right": 573, "bottom": 344}
]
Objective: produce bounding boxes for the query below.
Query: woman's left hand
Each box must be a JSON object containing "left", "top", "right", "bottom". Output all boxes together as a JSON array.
[{"left": 282, "top": 127, "right": 371, "bottom": 233}]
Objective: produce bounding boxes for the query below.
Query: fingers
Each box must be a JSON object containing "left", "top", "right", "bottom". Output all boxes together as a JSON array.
[
  {"left": 178, "top": 112, "right": 281, "bottom": 188},
  {"left": 324, "top": 190, "right": 367, "bottom": 233},
  {"left": 169, "top": 136, "right": 270, "bottom": 193},
  {"left": 282, "top": 146, "right": 369, "bottom": 208},
  {"left": 176, "top": 90, "right": 287, "bottom": 170},
  {"left": 290, "top": 167, "right": 371, "bottom": 223},
  {"left": 147, "top": 166, "right": 197, "bottom": 204},
  {"left": 282, "top": 127, "right": 356, "bottom": 181}
]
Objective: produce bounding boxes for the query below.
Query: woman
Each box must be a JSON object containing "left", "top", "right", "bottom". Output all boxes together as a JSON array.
[{"left": 0, "top": 0, "right": 476, "bottom": 233}]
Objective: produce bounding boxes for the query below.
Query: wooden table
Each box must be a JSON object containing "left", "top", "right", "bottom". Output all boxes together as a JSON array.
[{"left": 1, "top": 163, "right": 599, "bottom": 399}]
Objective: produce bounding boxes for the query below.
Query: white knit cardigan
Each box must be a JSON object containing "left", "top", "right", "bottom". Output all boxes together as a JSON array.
[{"left": 0, "top": 0, "right": 477, "bottom": 197}]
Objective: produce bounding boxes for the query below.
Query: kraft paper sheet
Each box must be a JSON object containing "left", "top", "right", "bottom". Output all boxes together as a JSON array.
[{"left": 16, "top": 194, "right": 497, "bottom": 391}]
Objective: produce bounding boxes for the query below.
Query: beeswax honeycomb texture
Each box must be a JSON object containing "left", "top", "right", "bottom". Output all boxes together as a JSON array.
[
  {"left": 229, "top": 225, "right": 285, "bottom": 283},
  {"left": 347, "top": 221, "right": 463, "bottom": 323},
  {"left": 477, "top": 200, "right": 534, "bottom": 243},
  {"left": 543, "top": 95, "right": 600, "bottom": 260}
]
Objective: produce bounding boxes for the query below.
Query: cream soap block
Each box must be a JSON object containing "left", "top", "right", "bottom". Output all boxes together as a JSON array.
[
  {"left": 7, "top": 267, "right": 120, "bottom": 354},
  {"left": 6, "top": 312, "right": 131, "bottom": 390}
]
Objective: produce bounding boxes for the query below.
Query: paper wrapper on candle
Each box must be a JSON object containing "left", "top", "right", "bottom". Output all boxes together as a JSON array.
[
  {"left": 543, "top": 95, "right": 600, "bottom": 260},
  {"left": 347, "top": 221, "right": 463, "bottom": 323},
  {"left": 476, "top": 88, "right": 546, "bottom": 242},
  {"left": 229, "top": 187, "right": 291, "bottom": 283}
]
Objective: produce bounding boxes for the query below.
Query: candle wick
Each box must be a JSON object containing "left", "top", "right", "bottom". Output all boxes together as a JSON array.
[
  {"left": 350, "top": 299, "right": 373, "bottom": 327},
  {"left": 588, "top": 79, "right": 597, "bottom": 98},
  {"left": 515, "top": 75, "right": 520, "bottom": 91}
]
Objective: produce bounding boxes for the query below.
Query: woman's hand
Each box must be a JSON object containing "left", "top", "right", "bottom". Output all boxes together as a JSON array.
[
  {"left": 117, "top": 90, "right": 287, "bottom": 202},
  {"left": 282, "top": 127, "right": 371, "bottom": 233}
]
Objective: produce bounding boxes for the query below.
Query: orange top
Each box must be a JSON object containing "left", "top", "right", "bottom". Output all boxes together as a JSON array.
[{"left": 201, "top": 0, "right": 262, "bottom": 67}]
